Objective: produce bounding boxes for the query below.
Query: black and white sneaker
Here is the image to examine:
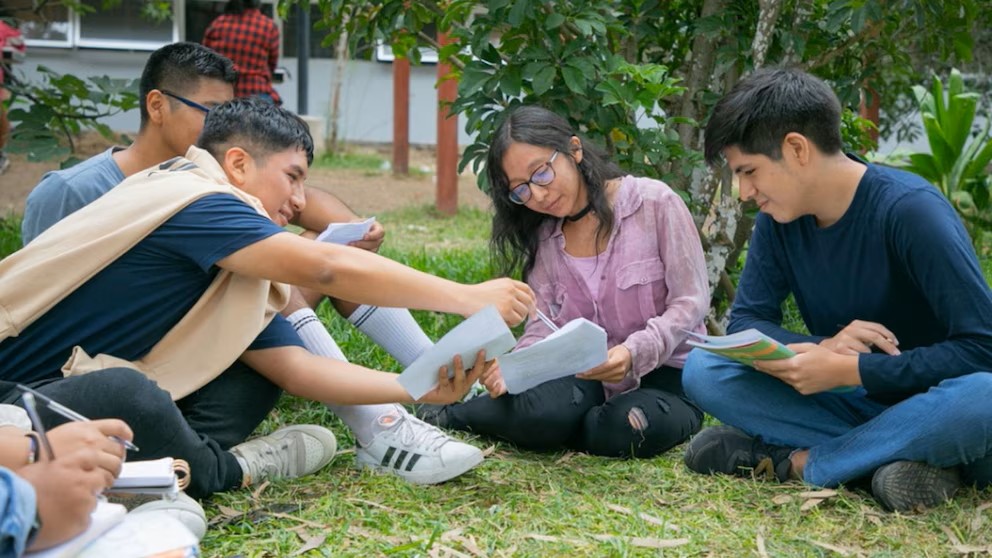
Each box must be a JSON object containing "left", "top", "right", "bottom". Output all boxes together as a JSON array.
[{"left": 356, "top": 409, "right": 483, "bottom": 485}]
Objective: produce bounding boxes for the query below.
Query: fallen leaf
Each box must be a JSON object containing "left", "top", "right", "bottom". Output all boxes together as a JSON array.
[
  {"left": 799, "top": 489, "right": 838, "bottom": 499},
  {"left": 756, "top": 528, "right": 769, "bottom": 558},
  {"left": 799, "top": 497, "right": 825, "bottom": 511},
  {"left": 605, "top": 503, "right": 678, "bottom": 530},
  {"left": 810, "top": 540, "right": 853, "bottom": 556},
  {"left": 977, "top": 501, "right": 992, "bottom": 513},
  {"left": 291, "top": 532, "right": 326, "bottom": 556},
  {"left": 481, "top": 445, "right": 497, "bottom": 458},
  {"left": 771, "top": 495, "right": 794, "bottom": 505},
  {"left": 867, "top": 515, "right": 883, "bottom": 527},
  {"left": 268, "top": 512, "right": 328, "bottom": 529},
  {"left": 525, "top": 534, "right": 560, "bottom": 542},
  {"left": 952, "top": 544, "right": 992, "bottom": 554},
  {"left": 941, "top": 526, "right": 963, "bottom": 547},
  {"left": 555, "top": 452, "right": 577, "bottom": 464},
  {"left": 251, "top": 480, "right": 270, "bottom": 501},
  {"left": 590, "top": 535, "right": 690, "bottom": 548},
  {"left": 345, "top": 497, "right": 405, "bottom": 514},
  {"left": 217, "top": 504, "right": 241, "bottom": 518}
]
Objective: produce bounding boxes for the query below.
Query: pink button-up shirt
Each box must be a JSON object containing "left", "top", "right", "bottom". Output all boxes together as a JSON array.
[{"left": 515, "top": 175, "right": 709, "bottom": 399}]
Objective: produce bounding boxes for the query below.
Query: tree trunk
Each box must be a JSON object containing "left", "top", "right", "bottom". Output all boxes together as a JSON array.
[
  {"left": 327, "top": 29, "right": 350, "bottom": 155},
  {"left": 751, "top": 0, "right": 784, "bottom": 69}
]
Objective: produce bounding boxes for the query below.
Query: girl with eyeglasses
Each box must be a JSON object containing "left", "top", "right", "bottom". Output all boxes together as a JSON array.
[{"left": 416, "top": 105, "right": 709, "bottom": 458}]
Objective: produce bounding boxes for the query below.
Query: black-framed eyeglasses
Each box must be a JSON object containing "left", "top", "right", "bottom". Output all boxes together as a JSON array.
[
  {"left": 160, "top": 89, "right": 211, "bottom": 114},
  {"left": 508, "top": 150, "right": 559, "bottom": 205}
]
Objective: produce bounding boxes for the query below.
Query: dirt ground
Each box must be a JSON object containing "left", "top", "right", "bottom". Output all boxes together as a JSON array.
[{"left": 0, "top": 138, "right": 492, "bottom": 217}]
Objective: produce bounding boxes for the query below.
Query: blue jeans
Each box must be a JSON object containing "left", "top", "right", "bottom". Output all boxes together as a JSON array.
[{"left": 682, "top": 350, "right": 992, "bottom": 488}]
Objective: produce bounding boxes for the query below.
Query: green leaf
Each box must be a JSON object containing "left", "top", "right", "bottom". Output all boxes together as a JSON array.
[
  {"left": 561, "top": 64, "right": 586, "bottom": 95},
  {"left": 507, "top": 0, "right": 530, "bottom": 27},
  {"left": 545, "top": 13, "right": 566, "bottom": 30},
  {"left": 531, "top": 65, "right": 557, "bottom": 95}
]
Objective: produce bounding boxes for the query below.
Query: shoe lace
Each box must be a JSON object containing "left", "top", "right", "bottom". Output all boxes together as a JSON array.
[
  {"left": 242, "top": 435, "right": 294, "bottom": 481},
  {"left": 392, "top": 414, "right": 451, "bottom": 453}
]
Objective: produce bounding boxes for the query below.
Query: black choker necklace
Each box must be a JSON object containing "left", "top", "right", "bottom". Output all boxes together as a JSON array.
[{"left": 564, "top": 202, "right": 594, "bottom": 222}]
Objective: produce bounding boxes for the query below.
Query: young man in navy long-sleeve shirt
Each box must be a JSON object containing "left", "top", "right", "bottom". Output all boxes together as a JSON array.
[{"left": 681, "top": 67, "right": 992, "bottom": 512}]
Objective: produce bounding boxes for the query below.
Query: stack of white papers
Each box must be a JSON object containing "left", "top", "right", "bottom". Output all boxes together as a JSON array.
[
  {"left": 397, "top": 306, "right": 516, "bottom": 400},
  {"left": 315, "top": 216, "right": 376, "bottom": 245},
  {"left": 499, "top": 318, "right": 608, "bottom": 394}
]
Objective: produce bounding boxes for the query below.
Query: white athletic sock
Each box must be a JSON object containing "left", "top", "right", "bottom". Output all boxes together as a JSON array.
[
  {"left": 287, "top": 308, "right": 347, "bottom": 362},
  {"left": 286, "top": 308, "right": 409, "bottom": 445},
  {"left": 347, "top": 305, "right": 433, "bottom": 367}
]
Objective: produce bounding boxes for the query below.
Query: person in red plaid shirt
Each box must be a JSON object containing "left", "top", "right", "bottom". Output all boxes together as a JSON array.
[{"left": 202, "top": 0, "right": 281, "bottom": 105}]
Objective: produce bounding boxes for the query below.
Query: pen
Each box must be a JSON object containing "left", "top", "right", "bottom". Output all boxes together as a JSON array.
[
  {"left": 534, "top": 308, "right": 560, "bottom": 332},
  {"left": 21, "top": 393, "right": 55, "bottom": 461},
  {"left": 15, "top": 385, "right": 140, "bottom": 452}
]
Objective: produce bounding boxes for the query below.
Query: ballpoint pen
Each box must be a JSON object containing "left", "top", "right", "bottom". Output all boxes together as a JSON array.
[
  {"left": 16, "top": 384, "right": 140, "bottom": 452},
  {"left": 21, "top": 392, "right": 55, "bottom": 461},
  {"left": 534, "top": 308, "right": 560, "bottom": 332}
]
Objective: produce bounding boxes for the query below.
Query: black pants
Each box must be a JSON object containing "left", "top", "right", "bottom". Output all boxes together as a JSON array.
[
  {"left": 1, "top": 362, "right": 282, "bottom": 498},
  {"left": 444, "top": 366, "right": 703, "bottom": 458}
]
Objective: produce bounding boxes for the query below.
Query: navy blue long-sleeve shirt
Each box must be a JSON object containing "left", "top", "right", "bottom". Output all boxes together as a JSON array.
[{"left": 729, "top": 160, "right": 992, "bottom": 403}]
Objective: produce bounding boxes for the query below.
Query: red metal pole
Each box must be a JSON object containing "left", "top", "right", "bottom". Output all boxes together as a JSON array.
[
  {"left": 392, "top": 56, "right": 410, "bottom": 176},
  {"left": 435, "top": 31, "right": 458, "bottom": 215}
]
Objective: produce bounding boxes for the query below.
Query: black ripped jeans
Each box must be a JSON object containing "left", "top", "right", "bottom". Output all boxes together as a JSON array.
[{"left": 443, "top": 365, "right": 703, "bottom": 458}]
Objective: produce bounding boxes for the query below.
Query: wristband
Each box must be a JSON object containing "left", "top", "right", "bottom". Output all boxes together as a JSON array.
[{"left": 24, "top": 432, "right": 40, "bottom": 465}]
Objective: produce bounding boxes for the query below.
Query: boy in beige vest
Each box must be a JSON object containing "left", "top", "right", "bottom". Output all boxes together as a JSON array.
[{"left": 0, "top": 97, "right": 534, "bottom": 497}]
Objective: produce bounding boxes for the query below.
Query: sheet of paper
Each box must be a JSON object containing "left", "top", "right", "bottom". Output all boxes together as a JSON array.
[
  {"left": 499, "top": 318, "right": 608, "bottom": 394},
  {"left": 76, "top": 512, "right": 199, "bottom": 558},
  {"left": 397, "top": 306, "right": 516, "bottom": 400},
  {"left": 27, "top": 501, "right": 126, "bottom": 558},
  {"left": 315, "top": 216, "right": 376, "bottom": 245}
]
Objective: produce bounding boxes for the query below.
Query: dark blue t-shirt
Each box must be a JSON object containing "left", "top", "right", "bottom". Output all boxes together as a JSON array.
[
  {"left": 0, "top": 194, "right": 304, "bottom": 384},
  {"left": 730, "top": 160, "right": 992, "bottom": 402}
]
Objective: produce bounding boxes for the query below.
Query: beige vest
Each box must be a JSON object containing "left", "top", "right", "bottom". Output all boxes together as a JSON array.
[{"left": 0, "top": 146, "right": 290, "bottom": 399}]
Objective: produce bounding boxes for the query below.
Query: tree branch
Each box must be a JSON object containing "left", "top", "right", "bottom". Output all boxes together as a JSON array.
[{"left": 804, "top": 18, "right": 885, "bottom": 71}]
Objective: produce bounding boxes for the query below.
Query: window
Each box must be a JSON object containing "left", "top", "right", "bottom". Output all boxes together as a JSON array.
[
  {"left": 76, "top": 0, "right": 176, "bottom": 50},
  {"left": 12, "top": 2, "right": 71, "bottom": 47},
  {"left": 13, "top": 0, "right": 179, "bottom": 50}
]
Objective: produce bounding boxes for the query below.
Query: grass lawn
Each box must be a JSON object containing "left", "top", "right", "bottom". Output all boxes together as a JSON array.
[{"left": 2, "top": 208, "right": 991, "bottom": 556}]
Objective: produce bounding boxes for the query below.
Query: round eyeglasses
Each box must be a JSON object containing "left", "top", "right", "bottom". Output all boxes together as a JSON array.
[{"left": 508, "top": 150, "right": 559, "bottom": 205}]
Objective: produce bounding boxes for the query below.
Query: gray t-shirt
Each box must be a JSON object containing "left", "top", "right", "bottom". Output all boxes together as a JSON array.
[{"left": 21, "top": 147, "right": 126, "bottom": 245}]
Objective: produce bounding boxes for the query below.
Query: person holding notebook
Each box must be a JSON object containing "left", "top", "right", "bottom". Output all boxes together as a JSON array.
[
  {"left": 681, "top": 67, "right": 992, "bottom": 512},
  {"left": 417, "top": 105, "right": 708, "bottom": 458}
]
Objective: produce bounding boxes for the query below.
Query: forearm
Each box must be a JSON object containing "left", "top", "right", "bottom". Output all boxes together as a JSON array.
[
  {"left": 242, "top": 347, "right": 414, "bottom": 405},
  {"left": 293, "top": 187, "right": 360, "bottom": 232}
]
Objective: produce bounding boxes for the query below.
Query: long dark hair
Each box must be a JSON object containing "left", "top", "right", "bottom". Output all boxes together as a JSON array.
[
  {"left": 224, "top": 0, "right": 261, "bottom": 15},
  {"left": 486, "top": 105, "right": 622, "bottom": 279}
]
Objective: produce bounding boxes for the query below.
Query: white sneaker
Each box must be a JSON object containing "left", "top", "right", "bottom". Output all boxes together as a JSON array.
[
  {"left": 231, "top": 425, "right": 337, "bottom": 486},
  {"left": 130, "top": 492, "right": 208, "bottom": 541},
  {"left": 355, "top": 410, "right": 483, "bottom": 485}
]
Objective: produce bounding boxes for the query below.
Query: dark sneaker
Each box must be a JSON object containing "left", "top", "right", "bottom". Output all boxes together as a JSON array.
[
  {"left": 871, "top": 461, "right": 961, "bottom": 512},
  {"left": 684, "top": 425, "right": 796, "bottom": 482},
  {"left": 412, "top": 403, "right": 451, "bottom": 429}
]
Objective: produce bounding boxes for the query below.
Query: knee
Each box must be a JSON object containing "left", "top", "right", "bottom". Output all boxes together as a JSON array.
[
  {"left": 939, "top": 372, "right": 992, "bottom": 418},
  {"left": 681, "top": 349, "right": 741, "bottom": 409},
  {"left": 84, "top": 368, "right": 175, "bottom": 423},
  {"left": 583, "top": 398, "right": 702, "bottom": 459}
]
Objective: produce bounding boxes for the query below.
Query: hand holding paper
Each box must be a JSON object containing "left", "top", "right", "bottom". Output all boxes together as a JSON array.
[{"left": 315, "top": 216, "right": 377, "bottom": 246}]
